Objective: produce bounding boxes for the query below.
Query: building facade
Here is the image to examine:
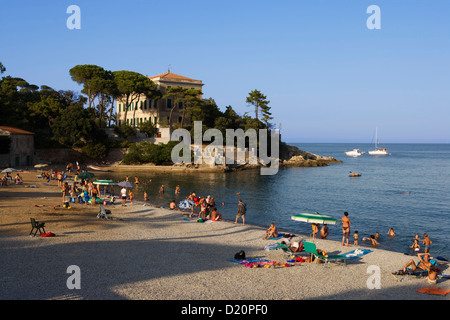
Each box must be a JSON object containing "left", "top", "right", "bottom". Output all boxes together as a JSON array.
[
  {"left": 0, "top": 126, "right": 35, "bottom": 167},
  {"left": 116, "top": 71, "right": 204, "bottom": 135}
]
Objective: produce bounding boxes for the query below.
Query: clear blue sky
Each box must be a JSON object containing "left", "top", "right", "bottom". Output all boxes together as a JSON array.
[{"left": 1, "top": 0, "right": 449, "bottom": 143}]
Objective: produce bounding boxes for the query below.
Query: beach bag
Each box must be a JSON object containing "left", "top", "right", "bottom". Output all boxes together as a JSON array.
[{"left": 234, "top": 250, "right": 246, "bottom": 260}]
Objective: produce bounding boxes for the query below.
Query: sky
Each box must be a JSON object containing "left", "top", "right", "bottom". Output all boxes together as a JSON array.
[{"left": 1, "top": 0, "right": 449, "bottom": 143}]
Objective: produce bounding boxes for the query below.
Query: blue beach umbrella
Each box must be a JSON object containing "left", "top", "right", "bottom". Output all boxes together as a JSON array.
[{"left": 178, "top": 199, "right": 195, "bottom": 210}]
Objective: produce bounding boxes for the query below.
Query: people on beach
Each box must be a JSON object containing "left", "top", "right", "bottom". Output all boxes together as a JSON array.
[
  {"left": 363, "top": 235, "right": 379, "bottom": 246},
  {"left": 410, "top": 239, "right": 421, "bottom": 252},
  {"left": 423, "top": 233, "right": 432, "bottom": 253},
  {"left": 121, "top": 187, "right": 127, "bottom": 206},
  {"left": 159, "top": 185, "right": 165, "bottom": 194},
  {"left": 263, "top": 222, "right": 278, "bottom": 240},
  {"left": 175, "top": 185, "right": 180, "bottom": 194},
  {"left": 310, "top": 223, "right": 319, "bottom": 241},
  {"left": 128, "top": 190, "right": 134, "bottom": 204},
  {"left": 170, "top": 200, "right": 180, "bottom": 210},
  {"left": 144, "top": 192, "right": 148, "bottom": 201},
  {"left": 320, "top": 224, "right": 329, "bottom": 239},
  {"left": 234, "top": 199, "right": 247, "bottom": 225},
  {"left": 353, "top": 230, "right": 359, "bottom": 246},
  {"left": 210, "top": 207, "right": 222, "bottom": 221},
  {"left": 341, "top": 211, "right": 351, "bottom": 246},
  {"left": 402, "top": 253, "right": 437, "bottom": 284}
]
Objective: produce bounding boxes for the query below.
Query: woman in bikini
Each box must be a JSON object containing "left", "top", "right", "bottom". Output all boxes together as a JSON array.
[{"left": 341, "top": 212, "right": 351, "bottom": 246}]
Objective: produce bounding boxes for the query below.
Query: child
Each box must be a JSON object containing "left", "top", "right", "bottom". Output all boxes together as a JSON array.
[
  {"left": 144, "top": 192, "right": 148, "bottom": 201},
  {"left": 410, "top": 239, "right": 420, "bottom": 252},
  {"left": 423, "top": 233, "right": 432, "bottom": 253},
  {"left": 353, "top": 230, "right": 359, "bottom": 246},
  {"left": 310, "top": 223, "right": 319, "bottom": 241},
  {"left": 363, "top": 235, "right": 379, "bottom": 246},
  {"left": 128, "top": 190, "right": 134, "bottom": 204}
]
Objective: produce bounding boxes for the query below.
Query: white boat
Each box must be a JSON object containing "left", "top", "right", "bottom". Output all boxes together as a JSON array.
[
  {"left": 368, "top": 128, "right": 390, "bottom": 155},
  {"left": 345, "top": 149, "right": 365, "bottom": 157}
]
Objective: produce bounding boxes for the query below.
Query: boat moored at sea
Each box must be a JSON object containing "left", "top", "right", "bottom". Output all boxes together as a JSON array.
[
  {"left": 345, "top": 149, "right": 365, "bottom": 157},
  {"left": 369, "top": 127, "right": 390, "bottom": 155}
]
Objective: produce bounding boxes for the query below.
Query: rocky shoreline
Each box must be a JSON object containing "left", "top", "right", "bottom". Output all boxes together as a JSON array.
[{"left": 98, "top": 144, "right": 342, "bottom": 172}]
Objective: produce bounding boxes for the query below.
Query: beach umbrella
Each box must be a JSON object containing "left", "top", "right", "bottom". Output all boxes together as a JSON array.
[
  {"left": 93, "top": 180, "right": 118, "bottom": 197},
  {"left": 93, "top": 180, "right": 117, "bottom": 185},
  {"left": 178, "top": 199, "right": 195, "bottom": 210},
  {"left": 118, "top": 181, "right": 134, "bottom": 188},
  {"left": 1, "top": 168, "right": 17, "bottom": 173},
  {"left": 34, "top": 163, "right": 48, "bottom": 168},
  {"left": 78, "top": 172, "right": 95, "bottom": 180},
  {"left": 291, "top": 212, "right": 338, "bottom": 225}
]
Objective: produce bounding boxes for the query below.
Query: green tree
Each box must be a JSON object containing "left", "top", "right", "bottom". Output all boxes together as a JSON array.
[
  {"left": 69, "top": 65, "right": 109, "bottom": 109},
  {"left": 0, "top": 62, "right": 5, "bottom": 74},
  {"left": 138, "top": 120, "right": 157, "bottom": 137},
  {"left": 113, "top": 70, "right": 159, "bottom": 126},
  {"left": 245, "top": 89, "right": 273, "bottom": 126}
]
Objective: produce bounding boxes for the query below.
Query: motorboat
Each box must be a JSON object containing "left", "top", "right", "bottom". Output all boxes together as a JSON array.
[{"left": 345, "top": 149, "right": 365, "bottom": 157}]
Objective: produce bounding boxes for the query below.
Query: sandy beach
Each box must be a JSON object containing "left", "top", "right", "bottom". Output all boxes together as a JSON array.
[{"left": 0, "top": 171, "right": 449, "bottom": 302}]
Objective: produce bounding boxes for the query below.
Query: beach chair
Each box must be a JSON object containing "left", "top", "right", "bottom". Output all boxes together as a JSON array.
[
  {"left": 30, "top": 218, "right": 46, "bottom": 236},
  {"left": 276, "top": 240, "right": 304, "bottom": 258},
  {"left": 302, "top": 241, "right": 348, "bottom": 266},
  {"left": 97, "top": 205, "right": 112, "bottom": 220}
]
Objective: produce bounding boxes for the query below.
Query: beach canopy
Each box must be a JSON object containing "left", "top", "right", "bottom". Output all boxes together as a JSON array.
[
  {"left": 118, "top": 181, "right": 134, "bottom": 188},
  {"left": 1, "top": 168, "right": 17, "bottom": 173},
  {"left": 34, "top": 164, "right": 48, "bottom": 168},
  {"left": 178, "top": 199, "right": 195, "bottom": 209},
  {"left": 78, "top": 172, "right": 95, "bottom": 180},
  {"left": 93, "top": 180, "right": 117, "bottom": 185},
  {"left": 291, "top": 212, "right": 338, "bottom": 225}
]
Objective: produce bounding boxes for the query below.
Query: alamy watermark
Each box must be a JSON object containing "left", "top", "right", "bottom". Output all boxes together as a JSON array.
[
  {"left": 66, "top": 5, "right": 81, "bottom": 30},
  {"left": 171, "top": 121, "right": 280, "bottom": 176}
]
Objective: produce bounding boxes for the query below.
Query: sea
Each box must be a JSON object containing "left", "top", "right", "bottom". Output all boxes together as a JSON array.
[{"left": 99, "top": 143, "right": 450, "bottom": 259}]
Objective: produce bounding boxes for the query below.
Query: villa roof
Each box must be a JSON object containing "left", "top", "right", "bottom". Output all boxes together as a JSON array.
[
  {"left": 149, "top": 71, "right": 203, "bottom": 85},
  {"left": 0, "top": 126, "right": 34, "bottom": 135},
  {"left": 149, "top": 71, "right": 195, "bottom": 81}
]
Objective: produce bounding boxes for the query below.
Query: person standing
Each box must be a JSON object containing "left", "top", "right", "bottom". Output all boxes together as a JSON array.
[
  {"left": 341, "top": 211, "right": 351, "bottom": 247},
  {"left": 234, "top": 199, "right": 247, "bottom": 225},
  {"left": 121, "top": 187, "right": 127, "bottom": 206}
]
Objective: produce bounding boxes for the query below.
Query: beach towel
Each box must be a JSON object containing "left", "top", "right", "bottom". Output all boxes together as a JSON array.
[
  {"left": 416, "top": 287, "right": 450, "bottom": 296},
  {"left": 264, "top": 244, "right": 282, "bottom": 251},
  {"left": 41, "top": 232, "right": 55, "bottom": 237},
  {"left": 342, "top": 249, "right": 373, "bottom": 260},
  {"left": 227, "top": 258, "right": 270, "bottom": 264}
]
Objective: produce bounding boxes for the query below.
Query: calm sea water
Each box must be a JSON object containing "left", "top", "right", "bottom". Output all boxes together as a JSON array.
[{"left": 99, "top": 143, "right": 450, "bottom": 258}]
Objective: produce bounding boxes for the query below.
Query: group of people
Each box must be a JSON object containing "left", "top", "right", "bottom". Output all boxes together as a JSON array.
[{"left": 1, "top": 172, "right": 23, "bottom": 186}]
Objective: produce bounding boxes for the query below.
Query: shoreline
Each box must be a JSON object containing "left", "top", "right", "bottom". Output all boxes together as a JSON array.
[{"left": 0, "top": 172, "right": 449, "bottom": 300}]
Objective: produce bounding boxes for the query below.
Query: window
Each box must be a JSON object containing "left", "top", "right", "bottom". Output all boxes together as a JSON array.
[
  {"left": 178, "top": 101, "right": 183, "bottom": 109},
  {"left": 167, "top": 98, "right": 172, "bottom": 109},
  {"left": 144, "top": 100, "right": 147, "bottom": 110},
  {"left": 140, "top": 101, "right": 143, "bottom": 109},
  {"left": 118, "top": 104, "right": 121, "bottom": 112},
  {"left": 178, "top": 117, "right": 182, "bottom": 123}
]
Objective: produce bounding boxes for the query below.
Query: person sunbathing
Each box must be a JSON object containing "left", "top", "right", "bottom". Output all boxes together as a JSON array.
[
  {"left": 263, "top": 223, "right": 278, "bottom": 240},
  {"left": 402, "top": 253, "right": 437, "bottom": 283}
]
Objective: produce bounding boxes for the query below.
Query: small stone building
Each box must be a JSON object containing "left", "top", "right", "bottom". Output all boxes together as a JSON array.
[{"left": 0, "top": 126, "right": 35, "bottom": 167}]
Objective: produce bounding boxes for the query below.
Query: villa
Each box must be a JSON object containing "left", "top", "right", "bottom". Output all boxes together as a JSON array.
[{"left": 116, "top": 70, "right": 203, "bottom": 141}]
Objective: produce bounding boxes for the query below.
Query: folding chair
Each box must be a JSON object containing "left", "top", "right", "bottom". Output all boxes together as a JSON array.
[
  {"left": 302, "top": 241, "right": 348, "bottom": 266},
  {"left": 97, "top": 205, "right": 112, "bottom": 220},
  {"left": 30, "top": 218, "right": 46, "bottom": 236}
]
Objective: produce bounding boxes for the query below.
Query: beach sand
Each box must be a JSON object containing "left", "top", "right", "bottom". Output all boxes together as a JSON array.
[{"left": 0, "top": 171, "right": 449, "bottom": 301}]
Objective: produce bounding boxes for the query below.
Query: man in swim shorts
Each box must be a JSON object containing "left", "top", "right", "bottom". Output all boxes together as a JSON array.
[{"left": 341, "top": 212, "right": 351, "bottom": 246}]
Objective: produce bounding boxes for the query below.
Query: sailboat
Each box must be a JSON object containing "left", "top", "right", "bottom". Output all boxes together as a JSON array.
[{"left": 368, "top": 128, "right": 390, "bottom": 155}]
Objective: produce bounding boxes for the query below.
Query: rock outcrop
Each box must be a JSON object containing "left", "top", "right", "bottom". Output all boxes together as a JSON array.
[{"left": 280, "top": 144, "right": 341, "bottom": 167}]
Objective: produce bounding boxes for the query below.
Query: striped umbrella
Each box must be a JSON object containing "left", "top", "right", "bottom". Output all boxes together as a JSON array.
[{"left": 291, "top": 212, "right": 338, "bottom": 225}]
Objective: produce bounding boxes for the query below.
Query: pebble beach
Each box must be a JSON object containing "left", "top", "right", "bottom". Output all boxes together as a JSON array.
[{"left": 1, "top": 171, "right": 449, "bottom": 302}]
